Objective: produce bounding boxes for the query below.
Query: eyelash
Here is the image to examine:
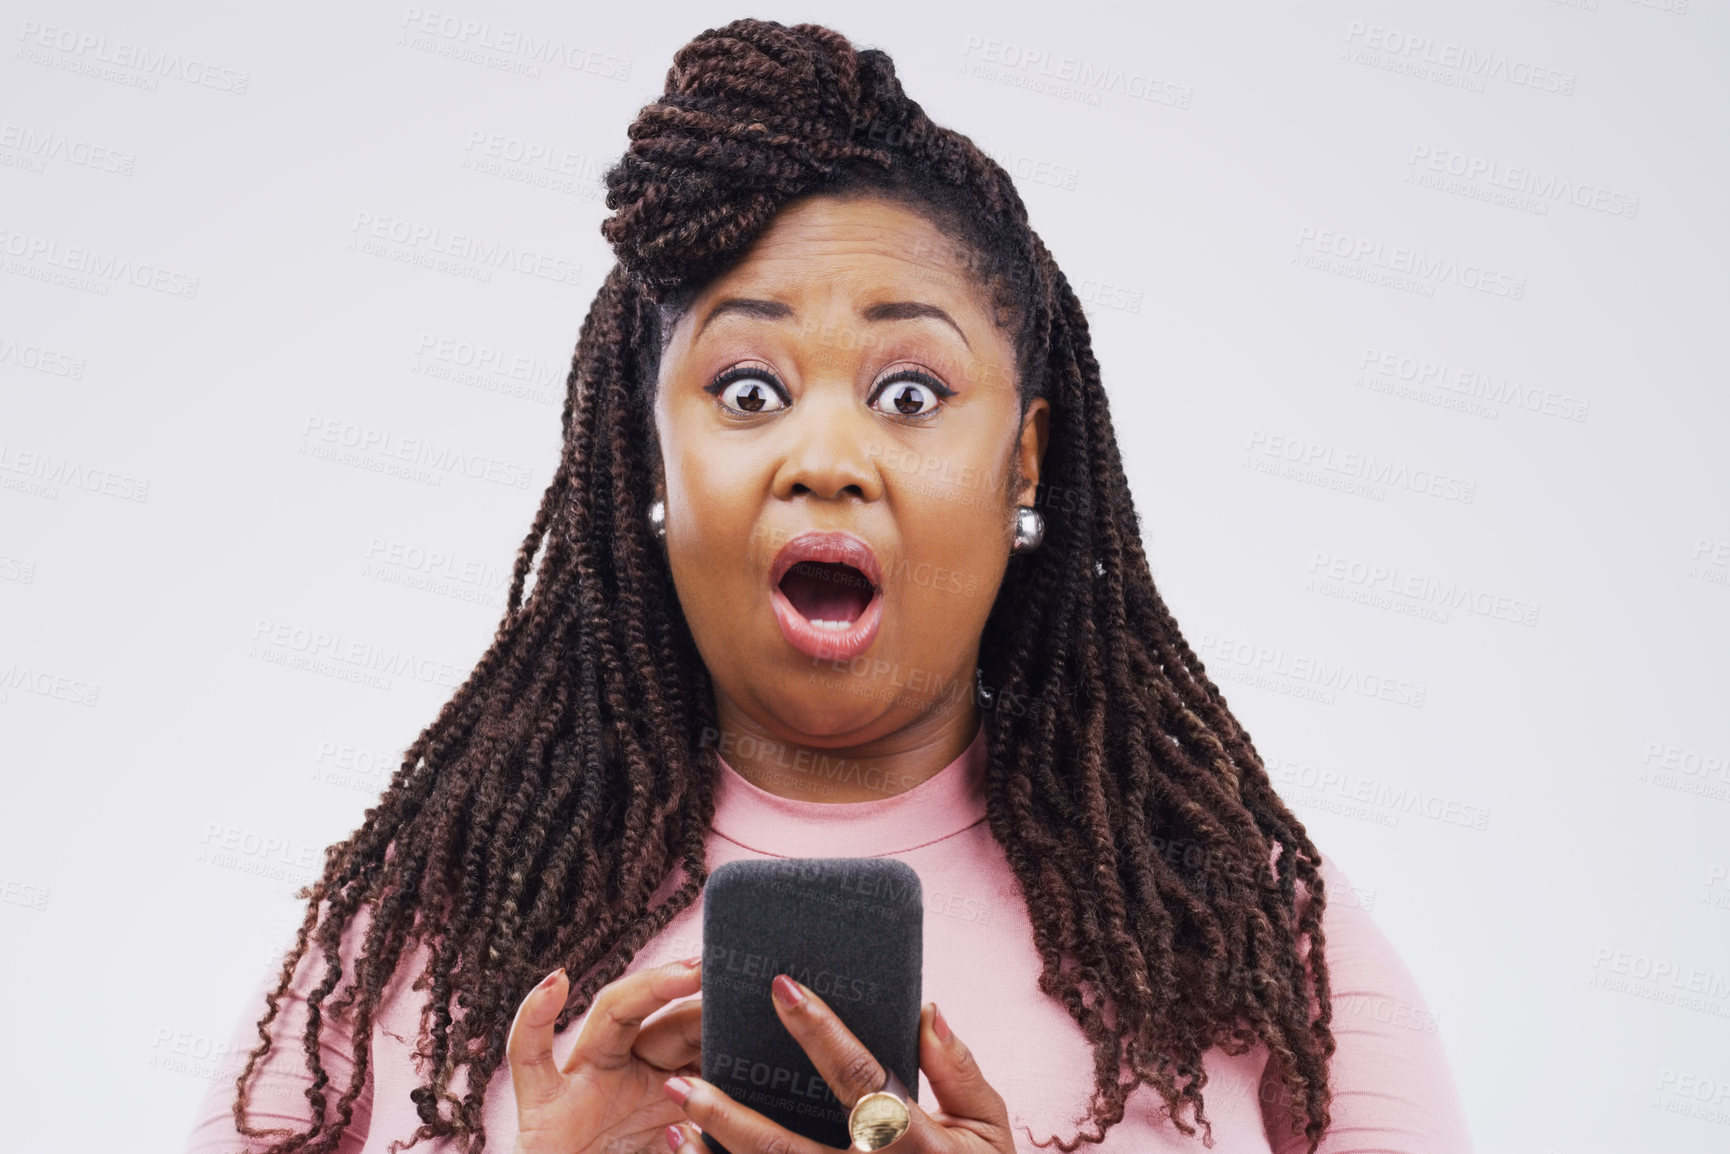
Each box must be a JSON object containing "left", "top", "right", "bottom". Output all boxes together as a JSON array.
[{"left": 703, "top": 364, "right": 956, "bottom": 421}]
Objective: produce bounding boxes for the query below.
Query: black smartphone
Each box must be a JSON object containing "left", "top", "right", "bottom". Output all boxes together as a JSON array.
[{"left": 700, "top": 857, "right": 923, "bottom": 1154}]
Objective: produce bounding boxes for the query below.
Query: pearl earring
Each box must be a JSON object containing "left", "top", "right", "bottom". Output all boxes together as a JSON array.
[
  {"left": 1010, "top": 505, "right": 1044, "bottom": 554},
  {"left": 649, "top": 498, "right": 666, "bottom": 540},
  {"left": 974, "top": 666, "right": 996, "bottom": 709}
]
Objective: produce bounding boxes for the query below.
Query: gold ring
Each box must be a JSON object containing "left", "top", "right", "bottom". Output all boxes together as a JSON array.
[{"left": 847, "top": 1068, "right": 911, "bottom": 1151}]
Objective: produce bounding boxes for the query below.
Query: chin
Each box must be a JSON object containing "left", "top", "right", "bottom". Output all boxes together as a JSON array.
[{"left": 755, "top": 680, "right": 897, "bottom": 744}]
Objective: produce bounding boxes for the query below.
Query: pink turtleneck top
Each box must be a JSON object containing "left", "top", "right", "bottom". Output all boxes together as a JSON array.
[{"left": 183, "top": 723, "right": 1475, "bottom": 1153}]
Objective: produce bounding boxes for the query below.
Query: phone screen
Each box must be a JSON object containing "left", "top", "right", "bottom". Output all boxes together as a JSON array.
[{"left": 700, "top": 857, "right": 923, "bottom": 1154}]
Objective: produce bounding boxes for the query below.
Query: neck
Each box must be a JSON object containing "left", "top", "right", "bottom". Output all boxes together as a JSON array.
[{"left": 711, "top": 695, "right": 982, "bottom": 804}]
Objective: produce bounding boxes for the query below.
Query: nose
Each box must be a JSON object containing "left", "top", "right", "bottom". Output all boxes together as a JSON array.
[{"left": 771, "top": 386, "right": 886, "bottom": 504}]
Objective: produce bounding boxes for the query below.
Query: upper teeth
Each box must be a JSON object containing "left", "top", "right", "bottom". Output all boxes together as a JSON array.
[{"left": 809, "top": 619, "right": 852, "bottom": 630}]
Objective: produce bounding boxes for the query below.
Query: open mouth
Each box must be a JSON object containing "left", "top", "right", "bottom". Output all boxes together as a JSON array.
[
  {"left": 777, "top": 560, "right": 877, "bottom": 630},
  {"left": 768, "top": 531, "right": 886, "bottom": 661}
]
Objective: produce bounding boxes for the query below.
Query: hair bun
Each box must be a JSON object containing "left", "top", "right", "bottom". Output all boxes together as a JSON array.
[{"left": 600, "top": 19, "right": 924, "bottom": 293}]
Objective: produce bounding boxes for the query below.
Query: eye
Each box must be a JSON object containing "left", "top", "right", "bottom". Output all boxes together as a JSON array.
[
  {"left": 869, "top": 369, "right": 953, "bottom": 420},
  {"left": 706, "top": 364, "right": 788, "bottom": 416}
]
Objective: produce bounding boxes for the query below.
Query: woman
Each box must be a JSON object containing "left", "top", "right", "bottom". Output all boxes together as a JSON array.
[{"left": 184, "top": 18, "right": 1472, "bottom": 1154}]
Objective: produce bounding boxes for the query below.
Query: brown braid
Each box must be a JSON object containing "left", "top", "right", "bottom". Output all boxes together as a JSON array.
[{"left": 225, "top": 18, "right": 1335, "bottom": 1154}]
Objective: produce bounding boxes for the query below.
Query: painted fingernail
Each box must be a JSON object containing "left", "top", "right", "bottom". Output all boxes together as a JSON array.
[
  {"left": 663, "top": 1075, "right": 693, "bottom": 1107},
  {"left": 536, "top": 968, "right": 565, "bottom": 992},
  {"left": 772, "top": 974, "right": 805, "bottom": 1008},
  {"left": 932, "top": 1002, "right": 952, "bottom": 1042},
  {"left": 665, "top": 1124, "right": 685, "bottom": 1152}
]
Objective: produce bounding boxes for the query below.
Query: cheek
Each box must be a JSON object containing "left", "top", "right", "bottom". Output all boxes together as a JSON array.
[
  {"left": 664, "top": 433, "right": 737, "bottom": 540},
  {"left": 663, "top": 443, "right": 771, "bottom": 630},
  {"left": 892, "top": 490, "right": 1005, "bottom": 628}
]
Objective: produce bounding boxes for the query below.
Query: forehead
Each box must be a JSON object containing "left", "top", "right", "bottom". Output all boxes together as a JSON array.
[{"left": 695, "top": 194, "right": 983, "bottom": 308}]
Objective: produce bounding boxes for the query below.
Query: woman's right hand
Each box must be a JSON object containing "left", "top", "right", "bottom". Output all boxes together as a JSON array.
[{"left": 507, "top": 957, "right": 705, "bottom": 1154}]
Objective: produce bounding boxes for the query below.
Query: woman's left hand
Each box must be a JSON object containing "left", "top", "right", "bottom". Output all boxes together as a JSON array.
[{"left": 660, "top": 973, "right": 1016, "bottom": 1154}]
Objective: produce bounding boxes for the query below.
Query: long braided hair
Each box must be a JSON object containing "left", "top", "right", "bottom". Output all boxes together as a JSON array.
[{"left": 227, "top": 18, "right": 1336, "bottom": 1154}]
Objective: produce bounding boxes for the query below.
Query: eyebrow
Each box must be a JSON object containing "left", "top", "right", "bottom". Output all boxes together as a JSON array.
[{"left": 693, "top": 297, "right": 971, "bottom": 349}]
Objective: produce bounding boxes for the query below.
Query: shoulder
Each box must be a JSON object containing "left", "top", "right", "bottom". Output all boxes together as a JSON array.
[
  {"left": 182, "top": 897, "right": 385, "bottom": 1153},
  {"left": 1260, "top": 845, "right": 1477, "bottom": 1153},
  {"left": 1282, "top": 846, "right": 1431, "bottom": 1016},
  {"left": 1299, "top": 850, "right": 1427, "bottom": 1001}
]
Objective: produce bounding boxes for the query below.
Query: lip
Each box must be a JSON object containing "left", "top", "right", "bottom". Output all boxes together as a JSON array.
[{"left": 769, "top": 530, "right": 885, "bottom": 662}]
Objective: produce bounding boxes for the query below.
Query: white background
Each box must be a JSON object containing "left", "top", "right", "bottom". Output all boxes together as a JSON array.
[{"left": 2, "top": 1, "right": 1726, "bottom": 1151}]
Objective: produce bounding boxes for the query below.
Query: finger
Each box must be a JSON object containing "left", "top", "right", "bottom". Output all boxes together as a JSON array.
[
  {"left": 666, "top": 1076, "right": 828, "bottom": 1154},
  {"left": 767, "top": 974, "right": 893, "bottom": 1107},
  {"left": 564, "top": 957, "right": 704, "bottom": 1074},
  {"left": 506, "top": 968, "right": 572, "bottom": 1110},
  {"left": 918, "top": 1002, "right": 1011, "bottom": 1134},
  {"left": 662, "top": 1119, "right": 704, "bottom": 1154},
  {"left": 633, "top": 996, "right": 703, "bottom": 1073}
]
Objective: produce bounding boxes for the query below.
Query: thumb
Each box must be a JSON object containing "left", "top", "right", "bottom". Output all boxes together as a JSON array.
[
  {"left": 918, "top": 1002, "right": 1010, "bottom": 1132},
  {"left": 507, "top": 968, "right": 569, "bottom": 1109}
]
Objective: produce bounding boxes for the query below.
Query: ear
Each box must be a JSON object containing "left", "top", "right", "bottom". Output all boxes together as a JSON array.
[
  {"left": 1012, "top": 397, "right": 1050, "bottom": 508},
  {"left": 644, "top": 419, "right": 668, "bottom": 508}
]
